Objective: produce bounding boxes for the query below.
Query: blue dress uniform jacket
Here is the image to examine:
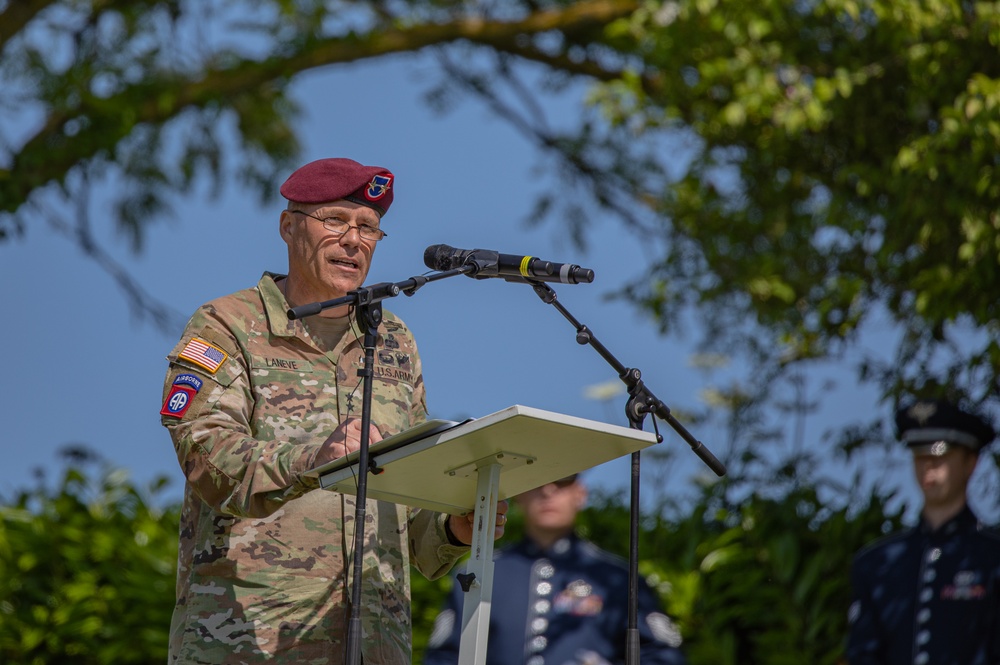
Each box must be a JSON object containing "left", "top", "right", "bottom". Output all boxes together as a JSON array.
[
  {"left": 846, "top": 506, "right": 1000, "bottom": 665},
  {"left": 423, "top": 534, "right": 686, "bottom": 665}
]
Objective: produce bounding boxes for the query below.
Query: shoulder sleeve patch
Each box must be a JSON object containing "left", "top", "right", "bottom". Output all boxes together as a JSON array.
[
  {"left": 160, "top": 384, "right": 197, "bottom": 419},
  {"left": 178, "top": 337, "right": 229, "bottom": 374}
]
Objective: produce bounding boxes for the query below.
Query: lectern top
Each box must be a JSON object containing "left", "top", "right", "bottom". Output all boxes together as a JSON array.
[{"left": 306, "top": 405, "right": 657, "bottom": 514}]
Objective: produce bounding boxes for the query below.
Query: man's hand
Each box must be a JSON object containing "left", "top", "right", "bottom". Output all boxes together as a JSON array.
[
  {"left": 315, "top": 418, "right": 382, "bottom": 465},
  {"left": 446, "top": 500, "right": 510, "bottom": 545}
]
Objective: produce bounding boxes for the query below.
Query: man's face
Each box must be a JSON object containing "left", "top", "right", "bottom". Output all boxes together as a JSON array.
[
  {"left": 280, "top": 200, "right": 380, "bottom": 303},
  {"left": 515, "top": 478, "right": 587, "bottom": 534},
  {"left": 912, "top": 446, "right": 978, "bottom": 509}
]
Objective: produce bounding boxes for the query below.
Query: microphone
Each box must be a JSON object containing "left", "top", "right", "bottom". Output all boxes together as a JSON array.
[{"left": 423, "top": 244, "right": 595, "bottom": 284}]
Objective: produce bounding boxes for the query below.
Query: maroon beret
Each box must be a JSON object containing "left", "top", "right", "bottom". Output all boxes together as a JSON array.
[{"left": 279, "top": 158, "right": 395, "bottom": 217}]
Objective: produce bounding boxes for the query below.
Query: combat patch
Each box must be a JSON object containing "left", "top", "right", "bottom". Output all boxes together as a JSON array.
[
  {"left": 374, "top": 351, "right": 413, "bottom": 383},
  {"left": 178, "top": 337, "right": 228, "bottom": 374}
]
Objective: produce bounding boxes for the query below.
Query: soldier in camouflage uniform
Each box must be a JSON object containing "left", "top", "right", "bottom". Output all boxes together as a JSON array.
[{"left": 160, "top": 158, "right": 507, "bottom": 664}]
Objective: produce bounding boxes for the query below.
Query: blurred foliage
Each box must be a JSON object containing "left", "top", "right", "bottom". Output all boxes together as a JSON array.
[
  {"left": 666, "top": 486, "right": 902, "bottom": 665},
  {"left": 584, "top": 0, "right": 1000, "bottom": 411},
  {"left": 569, "top": 483, "right": 904, "bottom": 665},
  {"left": 0, "top": 446, "right": 905, "bottom": 664},
  {"left": 411, "top": 476, "right": 907, "bottom": 665},
  {"left": 0, "top": 449, "right": 178, "bottom": 665}
]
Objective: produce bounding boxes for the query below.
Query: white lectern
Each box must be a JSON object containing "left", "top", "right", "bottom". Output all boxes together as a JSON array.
[{"left": 307, "top": 404, "right": 658, "bottom": 665}]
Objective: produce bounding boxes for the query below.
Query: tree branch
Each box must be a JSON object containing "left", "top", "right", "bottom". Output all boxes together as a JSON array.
[
  {"left": 435, "top": 52, "right": 658, "bottom": 236},
  {"left": 35, "top": 176, "right": 186, "bottom": 333},
  {"left": 1, "top": 0, "right": 639, "bottom": 215},
  {"left": 0, "top": 0, "right": 56, "bottom": 49}
]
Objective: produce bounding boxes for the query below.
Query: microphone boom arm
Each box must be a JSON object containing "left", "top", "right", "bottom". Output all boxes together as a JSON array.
[
  {"left": 529, "top": 280, "right": 726, "bottom": 475},
  {"left": 286, "top": 265, "right": 477, "bottom": 320},
  {"left": 526, "top": 279, "right": 725, "bottom": 665}
]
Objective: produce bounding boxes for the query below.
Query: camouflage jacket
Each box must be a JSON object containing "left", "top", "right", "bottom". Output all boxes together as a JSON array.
[{"left": 160, "top": 272, "right": 467, "bottom": 664}]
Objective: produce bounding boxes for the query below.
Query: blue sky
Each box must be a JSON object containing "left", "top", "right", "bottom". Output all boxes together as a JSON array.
[{"left": 3, "top": 51, "right": 981, "bottom": 522}]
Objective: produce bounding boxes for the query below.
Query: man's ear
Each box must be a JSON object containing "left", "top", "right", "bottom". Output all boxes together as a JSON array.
[
  {"left": 965, "top": 449, "right": 981, "bottom": 476},
  {"left": 279, "top": 210, "right": 296, "bottom": 244}
]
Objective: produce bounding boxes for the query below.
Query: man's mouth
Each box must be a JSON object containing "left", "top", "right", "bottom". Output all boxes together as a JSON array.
[{"left": 330, "top": 258, "right": 359, "bottom": 269}]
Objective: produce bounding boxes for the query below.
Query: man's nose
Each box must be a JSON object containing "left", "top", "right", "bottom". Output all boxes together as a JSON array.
[{"left": 339, "top": 224, "right": 363, "bottom": 245}]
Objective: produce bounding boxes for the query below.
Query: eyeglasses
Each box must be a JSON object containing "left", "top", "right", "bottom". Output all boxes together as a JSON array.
[{"left": 293, "top": 210, "right": 388, "bottom": 242}]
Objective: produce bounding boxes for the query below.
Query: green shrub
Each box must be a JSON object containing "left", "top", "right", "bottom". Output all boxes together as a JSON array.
[{"left": 0, "top": 450, "right": 179, "bottom": 665}]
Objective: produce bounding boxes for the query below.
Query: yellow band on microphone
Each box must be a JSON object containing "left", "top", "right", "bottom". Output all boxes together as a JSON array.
[{"left": 519, "top": 256, "right": 534, "bottom": 277}]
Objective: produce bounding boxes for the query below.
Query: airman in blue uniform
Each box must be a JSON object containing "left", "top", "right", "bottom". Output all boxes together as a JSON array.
[
  {"left": 423, "top": 475, "right": 687, "bottom": 665},
  {"left": 846, "top": 398, "right": 1000, "bottom": 665}
]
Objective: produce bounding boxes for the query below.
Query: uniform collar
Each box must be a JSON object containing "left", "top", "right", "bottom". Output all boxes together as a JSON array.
[
  {"left": 918, "top": 504, "right": 980, "bottom": 537},
  {"left": 258, "top": 272, "right": 372, "bottom": 342},
  {"left": 520, "top": 532, "right": 581, "bottom": 559},
  {"left": 259, "top": 272, "right": 299, "bottom": 337}
]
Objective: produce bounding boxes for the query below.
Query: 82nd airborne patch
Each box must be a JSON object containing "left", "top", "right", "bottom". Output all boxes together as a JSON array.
[{"left": 160, "top": 374, "right": 203, "bottom": 419}]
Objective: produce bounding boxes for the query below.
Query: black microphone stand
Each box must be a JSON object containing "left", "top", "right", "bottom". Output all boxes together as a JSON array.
[
  {"left": 525, "top": 280, "right": 726, "bottom": 665},
  {"left": 286, "top": 266, "right": 475, "bottom": 665}
]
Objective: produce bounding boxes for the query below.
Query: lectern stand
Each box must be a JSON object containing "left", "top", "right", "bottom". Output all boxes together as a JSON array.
[{"left": 306, "top": 404, "right": 658, "bottom": 665}]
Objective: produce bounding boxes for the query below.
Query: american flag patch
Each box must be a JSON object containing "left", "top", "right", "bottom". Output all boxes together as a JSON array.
[{"left": 178, "top": 338, "right": 228, "bottom": 373}]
